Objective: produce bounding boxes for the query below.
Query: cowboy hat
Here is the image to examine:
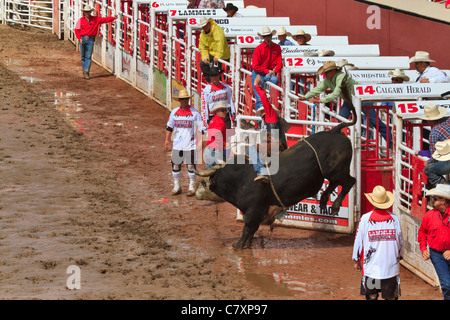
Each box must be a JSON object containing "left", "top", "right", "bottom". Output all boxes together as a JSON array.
[
  {"left": 223, "top": 3, "right": 239, "bottom": 12},
  {"left": 246, "top": 5, "right": 258, "bottom": 8},
  {"left": 336, "top": 59, "right": 358, "bottom": 70},
  {"left": 388, "top": 69, "right": 410, "bottom": 82},
  {"left": 257, "top": 26, "right": 276, "bottom": 38},
  {"left": 419, "top": 103, "right": 447, "bottom": 121},
  {"left": 277, "top": 27, "right": 291, "bottom": 37},
  {"left": 318, "top": 49, "right": 335, "bottom": 57},
  {"left": 210, "top": 101, "right": 230, "bottom": 114},
  {"left": 198, "top": 17, "right": 211, "bottom": 28},
  {"left": 208, "top": 66, "right": 223, "bottom": 77},
  {"left": 432, "top": 140, "right": 450, "bottom": 161},
  {"left": 82, "top": 4, "right": 94, "bottom": 11},
  {"left": 409, "top": 51, "right": 436, "bottom": 63},
  {"left": 365, "top": 185, "right": 394, "bottom": 209},
  {"left": 426, "top": 184, "right": 450, "bottom": 200},
  {"left": 255, "top": 106, "right": 281, "bottom": 117},
  {"left": 292, "top": 29, "right": 311, "bottom": 42},
  {"left": 317, "top": 60, "right": 341, "bottom": 75},
  {"left": 174, "top": 89, "right": 193, "bottom": 101}
]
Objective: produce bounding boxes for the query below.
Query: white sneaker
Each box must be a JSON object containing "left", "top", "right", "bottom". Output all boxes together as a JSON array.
[
  {"left": 171, "top": 179, "right": 181, "bottom": 195},
  {"left": 187, "top": 179, "right": 196, "bottom": 197}
]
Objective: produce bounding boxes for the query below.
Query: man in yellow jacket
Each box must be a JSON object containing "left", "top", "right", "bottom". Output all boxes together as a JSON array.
[{"left": 198, "top": 17, "right": 231, "bottom": 82}]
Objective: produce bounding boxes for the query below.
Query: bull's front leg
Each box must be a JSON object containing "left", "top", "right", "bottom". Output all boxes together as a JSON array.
[
  {"left": 331, "top": 176, "right": 356, "bottom": 216},
  {"left": 320, "top": 181, "right": 338, "bottom": 213},
  {"left": 233, "top": 208, "right": 264, "bottom": 249}
]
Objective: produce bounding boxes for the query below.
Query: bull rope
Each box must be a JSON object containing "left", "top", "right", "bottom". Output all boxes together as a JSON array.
[{"left": 263, "top": 138, "right": 324, "bottom": 212}]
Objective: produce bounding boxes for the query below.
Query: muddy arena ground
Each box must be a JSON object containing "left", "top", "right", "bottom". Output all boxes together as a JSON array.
[{"left": 0, "top": 25, "right": 442, "bottom": 300}]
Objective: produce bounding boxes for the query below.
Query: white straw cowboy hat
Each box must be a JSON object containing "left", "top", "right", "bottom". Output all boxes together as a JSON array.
[
  {"left": 174, "top": 89, "right": 193, "bottom": 101},
  {"left": 277, "top": 27, "right": 291, "bottom": 37},
  {"left": 292, "top": 29, "right": 311, "bottom": 42},
  {"left": 419, "top": 103, "right": 447, "bottom": 121},
  {"left": 388, "top": 69, "right": 410, "bottom": 82},
  {"left": 317, "top": 60, "right": 341, "bottom": 75},
  {"left": 210, "top": 101, "right": 230, "bottom": 114},
  {"left": 246, "top": 5, "right": 258, "bottom": 8},
  {"left": 432, "top": 140, "right": 450, "bottom": 161},
  {"left": 82, "top": 4, "right": 94, "bottom": 11},
  {"left": 198, "top": 17, "right": 211, "bottom": 28},
  {"left": 318, "top": 49, "right": 335, "bottom": 57},
  {"left": 409, "top": 51, "right": 436, "bottom": 63},
  {"left": 336, "top": 59, "right": 358, "bottom": 70},
  {"left": 365, "top": 185, "right": 394, "bottom": 209},
  {"left": 426, "top": 184, "right": 450, "bottom": 200},
  {"left": 258, "top": 26, "right": 276, "bottom": 38}
]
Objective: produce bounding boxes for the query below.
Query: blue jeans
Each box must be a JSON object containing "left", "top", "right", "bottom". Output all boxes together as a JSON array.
[
  {"left": 248, "top": 145, "right": 268, "bottom": 176},
  {"left": 251, "top": 70, "right": 279, "bottom": 110},
  {"left": 339, "top": 102, "right": 392, "bottom": 148},
  {"left": 424, "top": 161, "right": 450, "bottom": 187},
  {"left": 203, "top": 146, "right": 225, "bottom": 170},
  {"left": 430, "top": 248, "right": 450, "bottom": 300},
  {"left": 80, "top": 36, "right": 95, "bottom": 74}
]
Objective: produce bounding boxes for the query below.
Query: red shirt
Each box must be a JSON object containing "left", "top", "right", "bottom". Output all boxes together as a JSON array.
[
  {"left": 252, "top": 41, "right": 282, "bottom": 74},
  {"left": 75, "top": 15, "right": 115, "bottom": 41},
  {"left": 255, "top": 85, "right": 279, "bottom": 124},
  {"left": 206, "top": 115, "right": 227, "bottom": 149},
  {"left": 418, "top": 207, "right": 450, "bottom": 253}
]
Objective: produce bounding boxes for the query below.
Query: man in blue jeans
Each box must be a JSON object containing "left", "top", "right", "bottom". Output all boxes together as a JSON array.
[
  {"left": 75, "top": 5, "right": 116, "bottom": 79},
  {"left": 419, "top": 184, "right": 450, "bottom": 300}
]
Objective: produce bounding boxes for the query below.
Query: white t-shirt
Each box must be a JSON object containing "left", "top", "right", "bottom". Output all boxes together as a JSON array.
[
  {"left": 166, "top": 106, "right": 204, "bottom": 151},
  {"left": 201, "top": 82, "right": 236, "bottom": 128},
  {"left": 352, "top": 210, "right": 404, "bottom": 279}
]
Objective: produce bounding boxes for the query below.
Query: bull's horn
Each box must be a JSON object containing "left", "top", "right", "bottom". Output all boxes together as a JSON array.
[{"left": 194, "top": 163, "right": 226, "bottom": 177}]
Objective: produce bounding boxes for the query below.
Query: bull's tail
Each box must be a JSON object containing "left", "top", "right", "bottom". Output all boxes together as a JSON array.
[{"left": 330, "top": 73, "right": 357, "bottom": 133}]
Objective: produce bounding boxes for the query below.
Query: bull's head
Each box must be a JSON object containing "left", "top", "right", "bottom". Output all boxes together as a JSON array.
[{"left": 194, "top": 163, "right": 226, "bottom": 202}]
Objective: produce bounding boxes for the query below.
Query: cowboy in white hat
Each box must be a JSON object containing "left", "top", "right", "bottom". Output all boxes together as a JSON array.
[
  {"left": 165, "top": 89, "right": 204, "bottom": 196},
  {"left": 415, "top": 103, "right": 450, "bottom": 188},
  {"left": 422, "top": 139, "right": 450, "bottom": 190},
  {"left": 204, "top": 101, "right": 230, "bottom": 169},
  {"left": 409, "top": 51, "right": 450, "bottom": 83},
  {"left": 198, "top": 17, "right": 230, "bottom": 82},
  {"left": 277, "top": 27, "right": 295, "bottom": 46},
  {"left": 419, "top": 183, "right": 450, "bottom": 300},
  {"left": 388, "top": 69, "right": 410, "bottom": 83},
  {"left": 353, "top": 185, "right": 404, "bottom": 300},
  {"left": 292, "top": 29, "right": 311, "bottom": 45},
  {"left": 74, "top": 4, "right": 117, "bottom": 79},
  {"left": 251, "top": 26, "right": 282, "bottom": 113},
  {"left": 318, "top": 49, "right": 335, "bottom": 57},
  {"left": 223, "top": 3, "right": 242, "bottom": 17},
  {"left": 336, "top": 59, "right": 358, "bottom": 71}
]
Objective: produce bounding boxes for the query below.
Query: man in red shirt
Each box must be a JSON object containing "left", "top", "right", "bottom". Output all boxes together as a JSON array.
[
  {"left": 418, "top": 184, "right": 450, "bottom": 300},
  {"left": 74, "top": 5, "right": 117, "bottom": 79},
  {"left": 251, "top": 26, "right": 282, "bottom": 112},
  {"left": 203, "top": 101, "right": 229, "bottom": 169}
]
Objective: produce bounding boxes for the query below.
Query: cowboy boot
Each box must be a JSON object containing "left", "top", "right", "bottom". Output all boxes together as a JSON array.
[
  {"left": 187, "top": 178, "right": 196, "bottom": 197},
  {"left": 171, "top": 178, "right": 181, "bottom": 195}
]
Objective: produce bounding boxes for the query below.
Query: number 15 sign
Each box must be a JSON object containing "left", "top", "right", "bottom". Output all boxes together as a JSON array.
[{"left": 394, "top": 100, "right": 450, "bottom": 119}]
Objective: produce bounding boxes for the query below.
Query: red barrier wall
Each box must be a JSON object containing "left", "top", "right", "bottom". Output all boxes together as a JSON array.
[{"left": 246, "top": 0, "right": 450, "bottom": 69}]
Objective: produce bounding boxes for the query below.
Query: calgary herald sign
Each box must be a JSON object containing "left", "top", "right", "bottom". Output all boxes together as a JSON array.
[{"left": 353, "top": 83, "right": 450, "bottom": 99}]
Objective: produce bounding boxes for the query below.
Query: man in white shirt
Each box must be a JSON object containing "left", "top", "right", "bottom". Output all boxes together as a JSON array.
[
  {"left": 352, "top": 185, "right": 404, "bottom": 300},
  {"left": 410, "top": 51, "right": 450, "bottom": 83},
  {"left": 165, "top": 90, "right": 204, "bottom": 196}
]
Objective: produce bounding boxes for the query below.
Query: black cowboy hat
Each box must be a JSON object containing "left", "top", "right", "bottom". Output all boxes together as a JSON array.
[
  {"left": 223, "top": 3, "right": 239, "bottom": 12},
  {"left": 208, "top": 66, "right": 224, "bottom": 77}
]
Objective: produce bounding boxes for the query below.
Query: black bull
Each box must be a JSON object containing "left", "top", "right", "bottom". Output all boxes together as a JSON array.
[{"left": 195, "top": 78, "right": 357, "bottom": 249}]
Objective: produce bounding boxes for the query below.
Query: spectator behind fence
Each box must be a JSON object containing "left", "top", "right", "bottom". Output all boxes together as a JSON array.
[
  {"left": 424, "top": 140, "right": 450, "bottom": 188},
  {"left": 187, "top": 0, "right": 201, "bottom": 8},
  {"left": 291, "top": 29, "right": 311, "bottom": 46},
  {"left": 337, "top": 59, "right": 359, "bottom": 72},
  {"left": 198, "top": 0, "right": 224, "bottom": 8},
  {"left": 277, "top": 27, "right": 295, "bottom": 46},
  {"left": 198, "top": 17, "right": 231, "bottom": 83},
  {"left": 353, "top": 185, "right": 403, "bottom": 300},
  {"left": 74, "top": 5, "right": 117, "bottom": 80},
  {"left": 251, "top": 27, "right": 282, "bottom": 111},
  {"left": 419, "top": 184, "right": 450, "bottom": 300},
  {"left": 414, "top": 104, "right": 450, "bottom": 189},
  {"left": 410, "top": 51, "right": 450, "bottom": 83},
  {"left": 223, "top": 3, "right": 243, "bottom": 17}
]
